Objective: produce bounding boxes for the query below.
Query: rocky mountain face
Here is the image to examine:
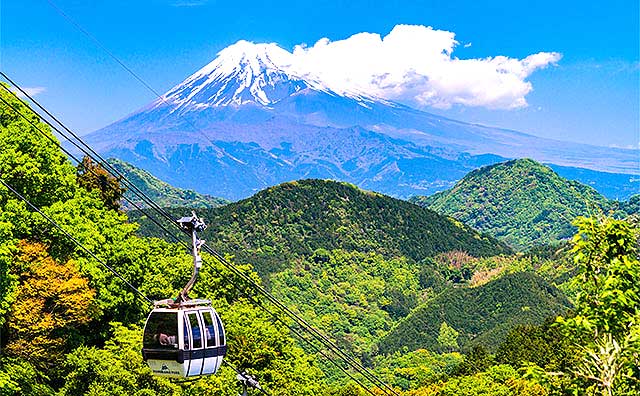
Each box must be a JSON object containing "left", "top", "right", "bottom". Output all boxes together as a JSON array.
[{"left": 77, "top": 41, "right": 639, "bottom": 200}]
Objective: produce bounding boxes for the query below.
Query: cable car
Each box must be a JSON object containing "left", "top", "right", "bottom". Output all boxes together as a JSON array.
[{"left": 142, "top": 213, "right": 227, "bottom": 378}]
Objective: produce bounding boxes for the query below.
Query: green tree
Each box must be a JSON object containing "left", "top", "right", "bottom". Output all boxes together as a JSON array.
[
  {"left": 555, "top": 216, "right": 640, "bottom": 395},
  {"left": 59, "top": 323, "right": 180, "bottom": 396},
  {"left": 438, "top": 321, "right": 460, "bottom": 352},
  {"left": 0, "top": 83, "right": 76, "bottom": 209},
  {"left": 495, "top": 321, "right": 576, "bottom": 373},
  {"left": 0, "top": 84, "right": 333, "bottom": 395},
  {"left": 0, "top": 357, "right": 54, "bottom": 396},
  {"left": 456, "top": 345, "right": 493, "bottom": 376}
]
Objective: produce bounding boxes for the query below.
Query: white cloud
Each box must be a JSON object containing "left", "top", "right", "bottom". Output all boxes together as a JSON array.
[
  {"left": 290, "top": 25, "right": 561, "bottom": 110},
  {"left": 15, "top": 86, "right": 46, "bottom": 98}
]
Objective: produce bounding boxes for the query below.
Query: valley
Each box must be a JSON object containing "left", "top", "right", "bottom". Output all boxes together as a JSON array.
[{"left": 1, "top": 21, "right": 638, "bottom": 396}]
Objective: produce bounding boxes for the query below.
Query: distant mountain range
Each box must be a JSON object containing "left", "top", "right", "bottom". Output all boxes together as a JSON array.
[
  {"left": 411, "top": 159, "right": 638, "bottom": 249},
  {"left": 76, "top": 40, "right": 639, "bottom": 200}
]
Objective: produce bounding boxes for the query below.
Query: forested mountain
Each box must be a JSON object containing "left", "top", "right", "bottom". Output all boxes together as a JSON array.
[
  {"left": 0, "top": 83, "right": 328, "bottom": 395},
  {"left": 2, "top": 87, "right": 638, "bottom": 395},
  {"left": 129, "top": 179, "right": 511, "bottom": 278},
  {"left": 270, "top": 249, "right": 423, "bottom": 356},
  {"left": 108, "top": 158, "right": 229, "bottom": 210},
  {"left": 378, "top": 272, "right": 571, "bottom": 354},
  {"left": 411, "top": 159, "right": 621, "bottom": 249}
]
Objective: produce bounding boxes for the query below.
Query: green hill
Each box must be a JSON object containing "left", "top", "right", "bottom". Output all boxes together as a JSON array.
[
  {"left": 130, "top": 179, "right": 511, "bottom": 278},
  {"left": 270, "top": 249, "right": 423, "bottom": 355},
  {"left": 108, "top": 158, "right": 229, "bottom": 210},
  {"left": 378, "top": 272, "right": 571, "bottom": 355},
  {"left": 410, "top": 159, "right": 614, "bottom": 249}
]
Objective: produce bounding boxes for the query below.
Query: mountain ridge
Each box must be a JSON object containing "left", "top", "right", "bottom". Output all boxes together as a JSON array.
[
  {"left": 108, "top": 158, "right": 229, "bottom": 209},
  {"left": 410, "top": 158, "right": 626, "bottom": 249},
  {"left": 129, "top": 178, "right": 511, "bottom": 278},
  {"left": 74, "top": 40, "right": 639, "bottom": 201},
  {"left": 378, "top": 271, "right": 571, "bottom": 354}
]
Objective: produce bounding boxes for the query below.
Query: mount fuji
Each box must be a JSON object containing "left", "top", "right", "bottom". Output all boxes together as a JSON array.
[{"left": 80, "top": 40, "right": 639, "bottom": 200}]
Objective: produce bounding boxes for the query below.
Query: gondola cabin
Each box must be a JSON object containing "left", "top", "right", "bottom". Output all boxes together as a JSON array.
[{"left": 142, "top": 300, "right": 226, "bottom": 378}]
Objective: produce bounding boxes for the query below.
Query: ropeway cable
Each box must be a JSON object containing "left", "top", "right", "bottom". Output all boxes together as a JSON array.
[
  {"left": 0, "top": 84, "right": 397, "bottom": 395},
  {"left": 0, "top": 177, "right": 152, "bottom": 305},
  {"left": 0, "top": 176, "right": 273, "bottom": 396},
  {"left": 0, "top": 89, "right": 383, "bottom": 396},
  {"left": 0, "top": 74, "right": 398, "bottom": 396},
  {"left": 0, "top": 87, "right": 380, "bottom": 395}
]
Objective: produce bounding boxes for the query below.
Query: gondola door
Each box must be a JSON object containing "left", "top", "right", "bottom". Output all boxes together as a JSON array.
[
  {"left": 201, "top": 309, "right": 223, "bottom": 374},
  {"left": 185, "top": 311, "right": 205, "bottom": 376}
]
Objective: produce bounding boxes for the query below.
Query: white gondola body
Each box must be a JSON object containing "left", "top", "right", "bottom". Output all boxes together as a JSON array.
[{"left": 142, "top": 304, "right": 226, "bottom": 378}]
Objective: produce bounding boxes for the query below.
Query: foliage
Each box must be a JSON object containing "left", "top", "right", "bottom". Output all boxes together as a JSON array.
[
  {"left": 0, "top": 357, "right": 54, "bottom": 396},
  {"left": 437, "top": 322, "right": 459, "bottom": 352},
  {"left": 372, "top": 349, "right": 463, "bottom": 390},
  {"left": 0, "top": 87, "right": 333, "bottom": 395},
  {"left": 270, "top": 249, "right": 422, "bottom": 356},
  {"left": 494, "top": 320, "right": 577, "bottom": 373},
  {"left": 4, "top": 241, "right": 97, "bottom": 369},
  {"left": 561, "top": 216, "right": 639, "bottom": 339},
  {"left": 379, "top": 272, "right": 570, "bottom": 354},
  {"left": 454, "top": 345, "right": 493, "bottom": 376},
  {"left": 220, "top": 300, "right": 326, "bottom": 395},
  {"left": 77, "top": 156, "right": 126, "bottom": 212},
  {"left": 408, "top": 364, "right": 548, "bottom": 396},
  {"left": 418, "top": 248, "right": 578, "bottom": 301},
  {"left": 130, "top": 179, "right": 511, "bottom": 278},
  {"left": 108, "top": 158, "right": 228, "bottom": 210},
  {"left": 3, "top": 87, "right": 638, "bottom": 396},
  {"left": 555, "top": 216, "right": 640, "bottom": 395},
  {"left": 618, "top": 194, "right": 640, "bottom": 216},
  {"left": 412, "top": 159, "right": 618, "bottom": 250},
  {"left": 58, "top": 323, "right": 181, "bottom": 396},
  {"left": 0, "top": 83, "right": 77, "bottom": 209}
]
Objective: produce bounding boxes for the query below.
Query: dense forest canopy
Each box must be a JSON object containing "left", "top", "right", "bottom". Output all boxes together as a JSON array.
[
  {"left": 130, "top": 179, "right": 511, "bottom": 278},
  {"left": 411, "top": 158, "right": 636, "bottom": 250},
  {"left": 0, "top": 86, "right": 638, "bottom": 395},
  {"left": 0, "top": 85, "right": 327, "bottom": 395}
]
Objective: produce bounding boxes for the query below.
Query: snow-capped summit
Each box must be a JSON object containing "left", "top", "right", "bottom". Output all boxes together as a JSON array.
[
  {"left": 159, "top": 40, "right": 326, "bottom": 110},
  {"left": 82, "top": 39, "right": 637, "bottom": 202}
]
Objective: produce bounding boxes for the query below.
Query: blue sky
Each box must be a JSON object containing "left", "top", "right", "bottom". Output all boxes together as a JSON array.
[{"left": 1, "top": 0, "right": 638, "bottom": 149}]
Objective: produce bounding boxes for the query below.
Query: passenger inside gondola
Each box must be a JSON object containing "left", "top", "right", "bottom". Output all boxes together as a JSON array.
[
  {"left": 143, "top": 312, "right": 179, "bottom": 349},
  {"left": 154, "top": 325, "right": 177, "bottom": 347}
]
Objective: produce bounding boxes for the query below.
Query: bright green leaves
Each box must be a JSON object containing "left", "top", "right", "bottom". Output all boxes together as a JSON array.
[
  {"left": 0, "top": 84, "right": 77, "bottom": 210},
  {"left": 59, "top": 323, "right": 181, "bottom": 396},
  {"left": 564, "top": 216, "right": 639, "bottom": 340},
  {"left": 373, "top": 349, "right": 463, "bottom": 390},
  {"left": 555, "top": 216, "right": 640, "bottom": 395},
  {"left": 0, "top": 358, "right": 54, "bottom": 396},
  {"left": 222, "top": 300, "right": 325, "bottom": 395},
  {"left": 437, "top": 322, "right": 460, "bottom": 353},
  {"left": 270, "top": 249, "right": 421, "bottom": 356}
]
